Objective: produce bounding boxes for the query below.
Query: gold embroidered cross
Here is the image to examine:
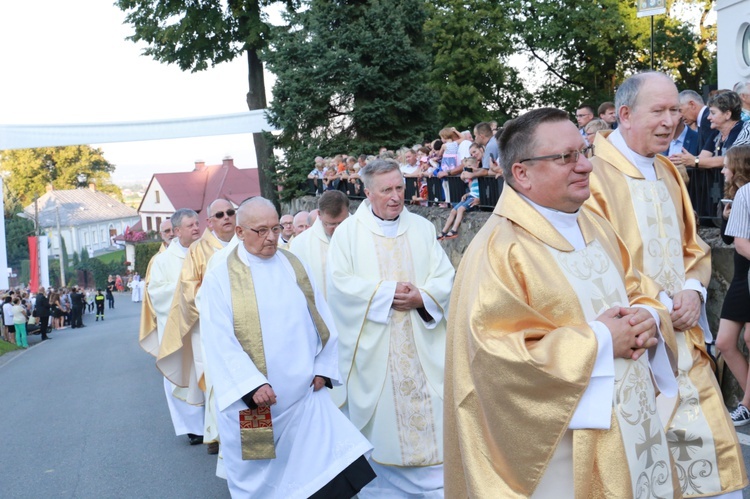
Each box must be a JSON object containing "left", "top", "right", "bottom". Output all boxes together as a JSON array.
[
  {"left": 590, "top": 277, "right": 621, "bottom": 313},
  {"left": 636, "top": 418, "right": 663, "bottom": 468},
  {"left": 667, "top": 429, "right": 704, "bottom": 462}
]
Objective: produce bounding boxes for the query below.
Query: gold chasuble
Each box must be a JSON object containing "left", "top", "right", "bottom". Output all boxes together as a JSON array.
[
  {"left": 587, "top": 132, "right": 748, "bottom": 496},
  {"left": 445, "top": 185, "right": 678, "bottom": 498},
  {"left": 138, "top": 243, "right": 166, "bottom": 356},
  {"left": 157, "top": 229, "right": 223, "bottom": 403},
  {"left": 226, "top": 248, "right": 329, "bottom": 460}
]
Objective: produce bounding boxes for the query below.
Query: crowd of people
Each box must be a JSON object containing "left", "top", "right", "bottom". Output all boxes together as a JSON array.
[
  {"left": 0, "top": 286, "right": 114, "bottom": 347},
  {"left": 131, "top": 71, "right": 750, "bottom": 499}
]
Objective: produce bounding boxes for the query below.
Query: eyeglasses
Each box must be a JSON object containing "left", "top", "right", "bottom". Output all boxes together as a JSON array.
[
  {"left": 212, "top": 209, "right": 236, "bottom": 219},
  {"left": 520, "top": 145, "right": 594, "bottom": 165},
  {"left": 240, "top": 224, "right": 283, "bottom": 238}
]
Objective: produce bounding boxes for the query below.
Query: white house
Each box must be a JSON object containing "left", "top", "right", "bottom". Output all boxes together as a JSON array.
[
  {"left": 21, "top": 184, "right": 140, "bottom": 258},
  {"left": 717, "top": 0, "right": 750, "bottom": 88}
]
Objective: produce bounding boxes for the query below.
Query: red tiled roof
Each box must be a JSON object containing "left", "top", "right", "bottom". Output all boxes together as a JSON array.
[{"left": 138, "top": 158, "right": 261, "bottom": 232}]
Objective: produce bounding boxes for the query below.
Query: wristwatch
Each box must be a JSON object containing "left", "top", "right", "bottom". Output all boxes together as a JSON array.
[{"left": 694, "top": 157, "right": 699, "bottom": 167}]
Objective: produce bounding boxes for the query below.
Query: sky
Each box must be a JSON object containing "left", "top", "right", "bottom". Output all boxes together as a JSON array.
[{"left": 0, "top": 1, "right": 276, "bottom": 184}]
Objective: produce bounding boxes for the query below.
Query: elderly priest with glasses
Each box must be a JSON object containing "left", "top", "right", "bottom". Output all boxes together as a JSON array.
[{"left": 199, "top": 197, "right": 374, "bottom": 498}]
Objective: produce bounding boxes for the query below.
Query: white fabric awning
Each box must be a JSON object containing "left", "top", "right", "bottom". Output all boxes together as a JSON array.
[{"left": 0, "top": 110, "right": 276, "bottom": 150}]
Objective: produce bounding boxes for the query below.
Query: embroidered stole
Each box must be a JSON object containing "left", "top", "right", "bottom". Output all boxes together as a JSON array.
[{"left": 227, "top": 248, "right": 329, "bottom": 460}]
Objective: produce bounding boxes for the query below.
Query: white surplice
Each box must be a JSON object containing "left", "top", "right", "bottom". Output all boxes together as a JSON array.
[
  {"left": 199, "top": 245, "right": 372, "bottom": 499},
  {"left": 147, "top": 239, "right": 204, "bottom": 436}
]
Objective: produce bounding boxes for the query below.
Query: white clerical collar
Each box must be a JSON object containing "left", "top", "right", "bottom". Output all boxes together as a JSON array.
[
  {"left": 520, "top": 193, "right": 586, "bottom": 250},
  {"left": 173, "top": 239, "right": 189, "bottom": 256},
  {"left": 369, "top": 204, "right": 399, "bottom": 238},
  {"left": 238, "top": 243, "right": 277, "bottom": 266},
  {"left": 608, "top": 128, "right": 657, "bottom": 181},
  {"left": 212, "top": 231, "right": 230, "bottom": 247}
]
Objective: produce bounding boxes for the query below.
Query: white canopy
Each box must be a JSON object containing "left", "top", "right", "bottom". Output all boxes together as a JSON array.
[{"left": 0, "top": 110, "right": 275, "bottom": 150}]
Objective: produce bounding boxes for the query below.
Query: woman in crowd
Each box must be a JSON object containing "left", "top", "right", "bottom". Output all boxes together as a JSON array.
[
  {"left": 2, "top": 295, "right": 15, "bottom": 344},
  {"left": 715, "top": 145, "right": 750, "bottom": 425},
  {"left": 34, "top": 288, "right": 51, "bottom": 341},
  {"left": 11, "top": 297, "right": 28, "bottom": 348},
  {"left": 115, "top": 275, "right": 124, "bottom": 293},
  {"left": 49, "top": 291, "right": 64, "bottom": 330},
  {"left": 672, "top": 91, "right": 750, "bottom": 169}
]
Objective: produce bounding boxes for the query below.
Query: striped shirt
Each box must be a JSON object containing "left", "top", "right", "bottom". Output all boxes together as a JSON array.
[{"left": 726, "top": 183, "right": 750, "bottom": 239}]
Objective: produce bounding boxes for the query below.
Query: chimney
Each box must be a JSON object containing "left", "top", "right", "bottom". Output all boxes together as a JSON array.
[
  {"left": 194, "top": 160, "right": 206, "bottom": 171},
  {"left": 46, "top": 184, "right": 54, "bottom": 192},
  {"left": 88, "top": 183, "right": 96, "bottom": 192},
  {"left": 222, "top": 156, "right": 234, "bottom": 168}
]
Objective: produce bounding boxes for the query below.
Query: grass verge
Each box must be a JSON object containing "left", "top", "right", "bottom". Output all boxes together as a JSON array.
[{"left": 0, "top": 340, "right": 21, "bottom": 356}]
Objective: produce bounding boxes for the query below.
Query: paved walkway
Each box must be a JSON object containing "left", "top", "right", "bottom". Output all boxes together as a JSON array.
[{"left": 0, "top": 295, "right": 229, "bottom": 498}]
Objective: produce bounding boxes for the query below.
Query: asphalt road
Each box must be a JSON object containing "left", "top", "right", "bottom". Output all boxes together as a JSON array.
[
  {"left": 0, "top": 295, "right": 230, "bottom": 499},
  {"left": 3, "top": 295, "right": 750, "bottom": 497}
]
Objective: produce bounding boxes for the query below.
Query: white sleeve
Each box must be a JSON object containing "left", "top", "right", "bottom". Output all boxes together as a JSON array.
[
  {"left": 568, "top": 321, "right": 614, "bottom": 430},
  {"left": 200, "top": 268, "right": 268, "bottom": 412},
  {"left": 418, "top": 291, "right": 442, "bottom": 329},
  {"left": 631, "top": 305, "right": 678, "bottom": 397},
  {"left": 366, "top": 280, "right": 397, "bottom": 324}
]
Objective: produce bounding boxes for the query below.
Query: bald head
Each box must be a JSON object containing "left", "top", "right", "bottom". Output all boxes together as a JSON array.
[
  {"left": 236, "top": 197, "right": 280, "bottom": 259},
  {"left": 293, "top": 211, "right": 310, "bottom": 235},
  {"left": 308, "top": 209, "right": 319, "bottom": 226}
]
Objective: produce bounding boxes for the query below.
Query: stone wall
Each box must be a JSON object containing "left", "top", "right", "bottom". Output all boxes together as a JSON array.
[{"left": 285, "top": 196, "right": 744, "bottom": 404}]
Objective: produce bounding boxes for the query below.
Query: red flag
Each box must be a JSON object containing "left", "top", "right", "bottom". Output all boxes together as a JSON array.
[{"left": 28, "top": 236, "right": 38, "bottom": 292}]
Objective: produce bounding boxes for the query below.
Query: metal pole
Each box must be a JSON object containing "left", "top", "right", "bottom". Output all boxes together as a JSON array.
[
  {"left": 650, "top": 16, "right": 654, "bottom": 70},
  {"left": 34, "top": 196, "right": 41, "bottom": 290},
  {"left": 55, "top": 203, "right": 65, "bottom": 287}
]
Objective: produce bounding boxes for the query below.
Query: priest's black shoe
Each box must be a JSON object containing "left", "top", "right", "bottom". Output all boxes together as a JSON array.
[{"left": 187, "top": 433, "right": 203, "bottom": 445}]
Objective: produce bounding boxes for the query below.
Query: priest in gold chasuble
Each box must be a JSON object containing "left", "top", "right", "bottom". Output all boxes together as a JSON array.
[
  {"left": 586, "top": 72, "right": 747, "bottom": 498},
  {"left": 157, "top": 199, "right": 236, "bottom": 452},
  {"left": 139, "top": 219, "right": 173, "bottom": 357},
  {"left": 199, "top": 197, "right": 374, "bottom": 499},
  {"left": 446, "top": 108, "right": 680, "bottom": 498}
]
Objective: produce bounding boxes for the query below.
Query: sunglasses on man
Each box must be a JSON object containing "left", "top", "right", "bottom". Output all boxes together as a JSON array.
[{"left": 212, "top": 209, "right": 236, "bottom": 219}]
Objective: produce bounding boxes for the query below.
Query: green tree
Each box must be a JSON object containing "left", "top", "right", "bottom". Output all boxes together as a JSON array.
[
  {"left": 506, "top": 0, "right": 715, "bottom": 110},
  {"left": 424, "top": 0, "right": 532, "bottom": 129},
  {"left": 0, "top": 146, "right": 121, "bottom": 207},
  {"left": 116, "top": 0, "right": 288, "bottom": 207},
  {"left": 265, "top": 0, "right": 438, "bottom": 199}
]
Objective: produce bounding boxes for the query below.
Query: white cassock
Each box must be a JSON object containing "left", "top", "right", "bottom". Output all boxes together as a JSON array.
[
  {"left": 200, "top": 245, "right": 372, "bottom": 499},
  {"left": 130, "top": 280, "right": 142, "bottom": 302},
  {"left": 289, "top": 218, "right": 330, "bottom": 297},
  {"left": 147, "top": 239, "right": 204, "bottom": 436},
  {"left": 327, "top": 201, "right": 454, "bottom": 497}
]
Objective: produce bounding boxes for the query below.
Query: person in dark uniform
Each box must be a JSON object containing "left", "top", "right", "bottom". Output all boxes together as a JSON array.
[
  {"left": 34, "top": 288, "right": 51, "bottom": 341},
  {"left": 70, "top": 287, "right": 85, "bottom": 328}
]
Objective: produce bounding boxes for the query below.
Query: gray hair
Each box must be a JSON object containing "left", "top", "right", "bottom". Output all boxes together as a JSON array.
[
  {"left": 239, "top": 196, "right": 275, "bottom": 210},
  {"left": 615, "top": 72, "right": 674, "bottom": 123},
  {"left": 359, "top": 159, "right": 402, "bottom": 190},
  {"left": 498, "top": 108, "right": 570, "bottom": 186},
  {"left": 171, "top": 208, "right": 198, "bottom": 228},
  {"left": 734, "top": 81, "right": 750, "bottom": 96},
  {"left": 679, "top": 89, "right": 704, "bottom": 106}
]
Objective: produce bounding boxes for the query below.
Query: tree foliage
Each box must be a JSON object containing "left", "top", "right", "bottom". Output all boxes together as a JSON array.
[
  {"left": 135, "top": 242, "right": 162, "bottom": 278},
  {"left": 0, "top": 146, "right": 121, "bottom": 207},
  {"left": 265, "top": 0, "right": 438, "bottom": 198},
  {"left": 424, "top": 0, "right": 532, "bottom": 130},
  {"left": 116, "top": 0, "right": 292, "bottom": 207},
  {"left": 506, "top": 0, "right": 715, "bottom": 110}
]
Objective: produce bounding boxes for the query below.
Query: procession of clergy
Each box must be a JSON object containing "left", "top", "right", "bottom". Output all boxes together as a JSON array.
[{"left": 137, "top": 71, "right": 748, "bottom": 498}]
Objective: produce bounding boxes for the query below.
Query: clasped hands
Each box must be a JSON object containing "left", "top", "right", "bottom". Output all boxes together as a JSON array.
[
  {"left": 597, "top": 306, "right": 658, "bottom": 361},
  {"left": 392, "top": 282, "right": 424, "bottom": 311}
]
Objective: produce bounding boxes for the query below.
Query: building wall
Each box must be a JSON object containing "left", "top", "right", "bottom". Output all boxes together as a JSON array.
[
  {"left": 139, "top": 177, "right": 175, "bottom": 232},
  {"left": 45, "top": 216, "right": 140, "bottom": 257},
  {"left": 717, "top": 0, "right": 750, "bottom": 89}
]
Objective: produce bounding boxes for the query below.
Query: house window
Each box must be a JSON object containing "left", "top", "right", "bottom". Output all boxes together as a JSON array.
[
  {"left": 156, "top": 217, "right": 162, "bottom": 231},
  {"left": 146, "top": 217, "right": 153, "bottom": 232},
  {"left": 83, "top": 232, "right": 89, "bottom": 246},
  {"left": 155, "top": 190, "right": 161, "bottom": 203},
  {"left": 102, "top": 229, "right": 105, "bottom": 242}
]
